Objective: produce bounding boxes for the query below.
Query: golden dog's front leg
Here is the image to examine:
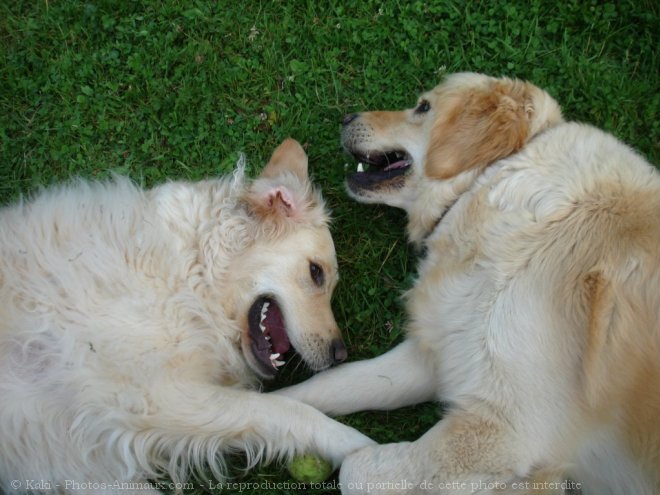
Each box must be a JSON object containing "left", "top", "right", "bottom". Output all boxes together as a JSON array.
[
  {"left": 339, "top": 410, "right": 531, "bottom": 495},
  {"left": 276, "top": 340, "right": 436, "bottom": 415}
]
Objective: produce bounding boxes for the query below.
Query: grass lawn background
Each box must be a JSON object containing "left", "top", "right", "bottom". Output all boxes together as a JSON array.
[{"left": 1, "top": 1, "right": 658, "bottom": 493}]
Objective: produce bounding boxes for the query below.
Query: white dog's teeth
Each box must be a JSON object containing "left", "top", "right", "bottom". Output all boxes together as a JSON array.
[
  {"left": 259, "top": 323, "right": 266, "bottom": 333},
  {"left": 357, "top": 162, "right": 364, "bottom": 173},
  {"left": 269, "top": 353, "right": 285, "bottom": 369},
  {"left": 265, "top": 335, "right": 271, "bottom": 341},
  {"left": 260, "top": 313, "right": 266, "bottom": 323}
]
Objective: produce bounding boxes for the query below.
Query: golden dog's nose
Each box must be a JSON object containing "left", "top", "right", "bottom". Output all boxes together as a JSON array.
[
  {"left": 330, "top": 338, "right": 347, "bottom": 364},
  {"left": 342, "top": 113, "right": 359, "bottom": 126}
]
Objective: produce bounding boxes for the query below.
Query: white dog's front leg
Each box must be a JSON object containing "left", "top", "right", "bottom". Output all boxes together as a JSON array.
[
  {"left": 275, "top": 340, "right": 436, "bottom": 415},
  {"left": 145, "top": 382, "right": 375, "bottom": 469}
]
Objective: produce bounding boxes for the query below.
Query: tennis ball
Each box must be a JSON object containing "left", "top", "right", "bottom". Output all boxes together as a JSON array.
[{"left": 287, "top": 454, "right": 334, "bottom": 483}]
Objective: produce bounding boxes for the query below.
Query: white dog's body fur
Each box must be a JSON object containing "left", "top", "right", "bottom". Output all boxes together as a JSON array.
[
  {"left": 0, "top": 140, "right": 373, "bottom": 493},
  {"left": 279, "top": 74, "right": 660, "bottom": 494}
]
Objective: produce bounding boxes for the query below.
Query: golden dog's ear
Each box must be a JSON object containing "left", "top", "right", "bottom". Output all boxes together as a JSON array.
[
  {"left": 247, "top": 139, "right": 314, "bottom": 222},
  {"left": 260, "top": 138, "right": 308, "bottom": 182},
  {"left": 425, "top": 81, "right": 531, "bottom": 180}
]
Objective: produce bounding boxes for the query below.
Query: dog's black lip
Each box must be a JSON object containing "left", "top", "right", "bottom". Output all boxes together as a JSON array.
[
  {"left": 250, "top": 342, "right": 278, "bottom": 377},
  {"left": 347, "top": 166, "right": 409, "bottom": 190}
]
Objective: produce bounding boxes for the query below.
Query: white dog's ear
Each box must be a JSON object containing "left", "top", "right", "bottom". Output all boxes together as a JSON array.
[
  {"left": 260, "top": 138, "right": 309, "bottom": 182},
  {"left": 246, "top": 139, "right": 312, "bottom": 221},
  {"left": 425, "top": 79, "right": 532, "bottom": 180}
]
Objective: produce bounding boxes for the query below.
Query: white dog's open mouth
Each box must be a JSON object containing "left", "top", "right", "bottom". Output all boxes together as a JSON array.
[
  {"left": 346, "top": 149, "right": 412, "bottom": 192},
  {"left": 248, "top": 297, "right": 290, "bottom": 376}
]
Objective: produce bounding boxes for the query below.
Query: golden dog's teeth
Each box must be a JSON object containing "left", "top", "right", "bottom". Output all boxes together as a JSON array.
[{"left": 357, "top": 162, "right": 364, "bottom": 173}]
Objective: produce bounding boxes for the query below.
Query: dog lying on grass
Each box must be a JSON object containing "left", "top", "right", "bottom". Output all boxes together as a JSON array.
[
  {"left": 279, "top": 73, "right": 660, "bottom": 494},
  {"left": 0, "top": 139, "right": 373, "bottom": 493}
]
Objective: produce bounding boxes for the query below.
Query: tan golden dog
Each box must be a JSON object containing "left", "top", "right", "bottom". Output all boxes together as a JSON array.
[
  {"left": 0, "top": 139, "right": 374, "bottom": 493},
  {"left": 279, "top": 74, "right": 660, "bottom": 494}
]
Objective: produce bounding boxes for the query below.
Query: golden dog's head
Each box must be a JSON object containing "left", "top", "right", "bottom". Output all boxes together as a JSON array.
[
  {"left": 230, "top": 139, "right": 346, "bottom": 379},
  {"left": 342, "top": 72, "right": 563, "bottom": 242}
]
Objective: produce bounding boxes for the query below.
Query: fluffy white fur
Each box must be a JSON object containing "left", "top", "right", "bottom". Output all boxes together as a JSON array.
[
  {"left": 0, "top": 139, "right": 374, "bottom": 493},
  {"left": 278, "top": 74, "right": 660, "bottom": 494}
]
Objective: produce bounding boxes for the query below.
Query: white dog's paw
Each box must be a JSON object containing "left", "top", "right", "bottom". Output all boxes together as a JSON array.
[{"left": 321, "top": 425, "right": 377, "bottom": 469}]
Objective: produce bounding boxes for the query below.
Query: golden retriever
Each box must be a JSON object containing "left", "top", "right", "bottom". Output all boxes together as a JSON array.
[
  {"left": 0, "top": 139, "right": 373, "bottom": 493},
  {"left": 279, "top": 74, "right": 660, "bottom": 494}
]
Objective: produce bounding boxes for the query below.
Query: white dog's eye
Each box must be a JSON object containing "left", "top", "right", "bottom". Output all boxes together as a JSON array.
[
  {"left": 415, "top": 100, "right": 431, "bottom": 114},
  {"left": 309, "top": 262, "right": 324, "bottom": 287}
]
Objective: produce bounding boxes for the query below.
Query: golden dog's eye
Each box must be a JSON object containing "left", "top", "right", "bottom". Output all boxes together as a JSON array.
[
  {"left": 309, "top": 262, "right": 324, "bottom": 287},
  {"left": 415, "top": 100, "right": 431, "bottom": 114}
]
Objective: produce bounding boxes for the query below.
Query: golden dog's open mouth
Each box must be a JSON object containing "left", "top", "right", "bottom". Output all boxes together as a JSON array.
[
  {"left": 248, "top": 297, "right": 290, "bottom": 377},
  {"left": 346, "top": 149, "right": 412, "bottom": 192}
]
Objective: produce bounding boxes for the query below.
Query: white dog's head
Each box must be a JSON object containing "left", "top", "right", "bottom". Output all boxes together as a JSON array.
[
  {"left": 341, "top": 72, "right": 563, "bottom": 243},
  {"left": 228, "top": 139, "right": 346, "bottom": 379}
]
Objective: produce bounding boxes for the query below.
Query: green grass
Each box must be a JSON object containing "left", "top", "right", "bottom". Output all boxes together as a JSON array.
[{"left": 1, "top": 0, "right": 658, "bottom": 493}]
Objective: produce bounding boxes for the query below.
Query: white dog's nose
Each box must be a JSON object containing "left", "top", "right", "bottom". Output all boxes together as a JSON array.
[{"left": 330, "top": 339, "right": 347, "bottom": 364}]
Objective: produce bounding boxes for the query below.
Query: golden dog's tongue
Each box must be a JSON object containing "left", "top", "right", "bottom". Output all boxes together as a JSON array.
[{"left": 384, "top": 159, "right": 411, "bottom": 171}]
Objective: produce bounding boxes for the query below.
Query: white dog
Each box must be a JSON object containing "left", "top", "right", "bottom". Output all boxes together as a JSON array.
[
  {"left": 0, "top": 139, "right": 374, "bottom": 493},
  {"left": 278, "top": 74, "right": 660, "bottom": 494}
]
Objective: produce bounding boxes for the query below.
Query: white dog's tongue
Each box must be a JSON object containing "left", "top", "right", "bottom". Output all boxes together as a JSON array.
[{"left": 263, "top": 303, "right": 290, "bottom": 354}]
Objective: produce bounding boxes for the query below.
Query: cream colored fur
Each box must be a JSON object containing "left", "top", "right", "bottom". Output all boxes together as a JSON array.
[
  {"left": 278, "top": 74, "right": 660, "bottom": 494},
  {"left": 0, "top": 139, "right": 374, "bottom": 493}
]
